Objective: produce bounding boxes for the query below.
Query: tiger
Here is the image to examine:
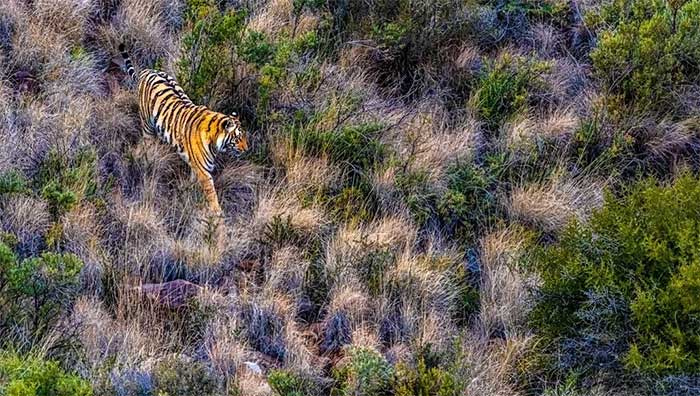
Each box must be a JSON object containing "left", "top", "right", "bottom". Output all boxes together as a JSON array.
[{"left": 119, "top": 43, "right": 249, "bottom": 215}]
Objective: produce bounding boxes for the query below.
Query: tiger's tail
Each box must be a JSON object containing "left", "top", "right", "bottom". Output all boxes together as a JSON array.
[{"left": 118, "top": 43, "right": 136, "bottom": 80}]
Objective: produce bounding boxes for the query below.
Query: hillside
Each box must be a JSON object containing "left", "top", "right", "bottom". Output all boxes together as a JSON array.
[{"left": 1, "top": 0, "right": 700, "bottom": 395}]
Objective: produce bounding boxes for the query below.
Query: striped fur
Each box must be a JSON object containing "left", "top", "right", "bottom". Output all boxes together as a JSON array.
[{"left": 119, "top": 44, "right": 248, "bottom": 214}]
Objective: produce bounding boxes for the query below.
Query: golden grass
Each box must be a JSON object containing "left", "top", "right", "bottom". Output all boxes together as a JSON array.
[{"left": 508, "top": 174, "right": 604, "bottom": 233}]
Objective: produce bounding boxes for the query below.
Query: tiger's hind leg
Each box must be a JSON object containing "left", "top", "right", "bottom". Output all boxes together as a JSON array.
[{"left": 139, "top": 123, "right": 158, "bottom": 167}]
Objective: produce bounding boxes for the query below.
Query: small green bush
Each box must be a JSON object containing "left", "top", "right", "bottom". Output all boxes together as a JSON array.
[
  {"left": 437, "top": 162, "right": 496, "bottom": 242},
  {"left": 0, "top": 244, "right": 83, "bottom": 342},
  {"left": 393, "top": 357, "right": 462, "bottom": 396},
  {"left": 289, "top": 122, "right": 385, "bottom": 175},
  {"left": 268, "top": 369, "right": 316, "bottom": 396},
  {"left": 395, "top": 170, "right": 437, "bottom": 226},
  {"left": 323, "top": 0, "right": 476, "bottom": 97},
  {"left": 0, "top": 351, "right": 92, "bottom": 396},
  {"left": 588, "top": 0, "right": 700, "bottom": 112},
  {"left": 0, "top": 171, "right": 29, "bottom": 195},
  {"left": 177, "top": 0, "right": 246, "bottom": 106},
  {"left": 262, "top": 214, "right": 305, "bottom": 249},
  {"left": 152, "top": 356, "right": 217, "bottom": 396},
  {"left": 395, "top": 161, "right": 496, "bottom": 244},
  {"left": 289, "top": 122, "right": 385, "bottom": 223},
  {"left": 494, "top": 0, "right": 570, "bottom": 25},
  {"left": 35, "top": 149, "right": 98, "bottom": 218},
  {"left": 332, "top": 347, "right": 393, "bottom": 396},
  {"left": 358, "top": 248, "right": 394, "bottom": 296},
  {"left": 239, "top": 31, "right": 276, "bottom": 67},
  {"left": 529, "top": 173, "right": 700, "bottom": 380},
  {"left": 469, "top": 55, "right": 549, "bottom": 131},
  {"left": 328, "top": 184, "right": 378, "bottom": 224},
  {"left": 241, "top": 29, "right": 319, "bottom": 117}
]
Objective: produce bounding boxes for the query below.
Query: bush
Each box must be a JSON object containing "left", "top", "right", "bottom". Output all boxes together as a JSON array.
[
  {"left": 395, "top": 161, "right": 496, "bottom": 244},
  {"left": 438, "top": 162, "right": 497, "bottom": 242},
  {"left": 289, "top": 122, "right": 385, "bottom": 223},
  {"left": 289, "top": 122, "right": 385, "bottom": 176},
  {"left": 239, "top": 29, "right": 319, "bottom": 118},
  {"left": 35, "top": 148, "right": 98, "bottom": 219},
  {"left": 0, "top": 246, "right": 83, "bottom": 342},
  {"left": 332, "top": 347, "right": 393, "bottom": 396},
  {"left": 528, "top": 173, "right": 700, "bottom": 384},
  {"left": 176, "top": 0, "right": 246, "bottom": 107},
  {"left": 323, "top": 0, "right": 476, "bottom": 96},
  {"left": 469, "top": 55, "right": 549, "bottom": 132},
  {"left": 0, "top": 171, "right": 28, "bottom": 195},
  {"left": 393, "top": 356, "right": 462, "bottom": 396},
  {"left": 395, "top": 170, "right": 437, "bottom": 226},
  {"left": 588, "top": 0, "right": 700, "bottom": 113},
  {"left": 0, "top": 351, "right": 92, "bottom": 396},
  {"left": 268, "top": 369, "right": 317, "bottom": 396},
  {"left": 152, "top": 356, "right": 217, "bottom": 396}
]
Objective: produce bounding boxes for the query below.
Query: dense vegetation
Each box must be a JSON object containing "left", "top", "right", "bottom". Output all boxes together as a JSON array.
[{"left": 1, "top": 0, "right": 700, "bottom": 395}]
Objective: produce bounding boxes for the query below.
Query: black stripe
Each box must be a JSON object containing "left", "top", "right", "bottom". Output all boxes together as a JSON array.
[
  {"left": 205, "top": 113, "right": 218, "bottom": 135},
  {"left": 160, "top": 97, "right": 181, "bottom": 127},
  {"left": 181, "top": 108, "right": 202, "bottom": 162},
  {"left": 153, "top": 85, "right": 175, "bottom": 101},
  {"left": 162, "top": 100, "right": 182, "bottom": 135},
  {"left": 153, "top": 92, "right": 178, "bottom": 115},
  {"left": 172, "top": 104, "right": 188, "bottom": 137},
  {"left": 186, "top": 110, "right": 209, "bottom": 174}
]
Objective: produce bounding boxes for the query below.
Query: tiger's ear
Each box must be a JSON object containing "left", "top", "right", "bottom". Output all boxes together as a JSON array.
[
  {"left": 231, "top": 111, "right": 238, "bottom": 117},
  {"left": 222, "top": 118, "right": 232, "bottom": 129}
]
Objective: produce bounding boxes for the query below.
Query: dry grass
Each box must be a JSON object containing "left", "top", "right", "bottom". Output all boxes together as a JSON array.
[
  {"left": 0, "top": 195, "right": 51, "bottom": 254},
  {"left": 478, "top": 227, "right": 535, "bottom": 338},
  {"left": 508, "top": 175, "right": 604, "bottom": 233}
]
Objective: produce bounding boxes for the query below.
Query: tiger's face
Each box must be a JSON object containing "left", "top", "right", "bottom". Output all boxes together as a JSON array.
[{"left": 219, "top": 113, "right": 248, "bottom": 154}]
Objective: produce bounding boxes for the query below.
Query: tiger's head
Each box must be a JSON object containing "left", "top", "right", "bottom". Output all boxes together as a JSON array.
[{"left": 216, "top": 112, "right": 248, "bottom": 154}]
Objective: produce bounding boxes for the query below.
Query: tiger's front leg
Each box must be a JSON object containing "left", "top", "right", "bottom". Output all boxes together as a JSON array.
[{"left": 194, "top": 167, "right": 222, "bottom": 215}]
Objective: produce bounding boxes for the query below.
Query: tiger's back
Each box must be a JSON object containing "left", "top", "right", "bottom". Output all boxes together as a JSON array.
[{"left": 120, "top": 45, "right": 249, "bottom": 214}]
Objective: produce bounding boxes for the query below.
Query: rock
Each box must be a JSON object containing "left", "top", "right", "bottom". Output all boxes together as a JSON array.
[
  {"left": 133, "top": 279, "right": 202, "bottom": 309},
  {"left": 243, "top": 361, "right": 263, "bottom": 375}
]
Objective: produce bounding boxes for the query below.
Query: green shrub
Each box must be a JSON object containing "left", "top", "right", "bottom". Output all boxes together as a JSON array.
[
  {"left": 395, "top": 170, "right": 437, "bottom": 226},
  {"left": 290, "top": 122, "right": 385, "bottom": 223},
  {"left": 152, "top": 356, "right": 217, "bottom": 396},
  {"left": 332, "top": 347, "right": 393, "bottom": 396},
  {"left": 290, "top": 122, "right": 385, "bottom": 175},
  {"left": 358, "top": 248, "right": 394, "bottom": 296},
  {"left": 437, "top": 162, "right": 497, "bottom": 242},
  {"left": 239, "top": 31, "right": 276, "bottom": 67},
  {"left": 588, "top": 0, "right": 700, "bottom": 112},
  {"left": 268, "top": 369, "right": 316, "bottom": 396},
  {"left": 177, "top": 0, "right": 246, "bottom": 106},
  {"left": 323, "top": 0, "right": 475, "bottom": 96},
  {"left": 395, "top": 161, "right": 497, "bottom": 244},
  {"left": 329, "top": 185, "right": 374, "bottom": 223},
  {"left": 240, "top": 29, "right": 319, "bottom": 117},
  {"left": 262, "top": 215, "right": 303, "bottom": 248},
  {"left": 0, "top": 171, "right": 29, "bottom": 195},
  {"left": 0, "top": 351, "right": 92, "bottom": 396},
  {"left": 529, "top": 173, "right": 700, "bottom": 381},
  {"left": 0, "top": 245, "right": 83, "bottom": 342},
  {"left": 35, "top": 148, "right": 98, "bottom": 218},
  {"left": 494, "top": 0, "right": 570, "bottom": 25},
  {"left": 469, "top": 55, "right": 549, "bottom": 131},
  {"left": 393, "top": 357, "right": 462, "bottom": 396}
]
